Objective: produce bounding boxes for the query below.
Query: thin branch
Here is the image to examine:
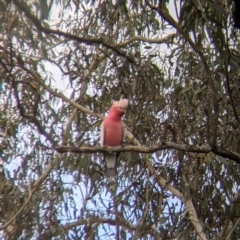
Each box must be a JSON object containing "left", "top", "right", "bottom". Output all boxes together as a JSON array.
[
  {"left": 32, "top": 154, "right": 61, "bottom": 191},
  {"left": 30, "top": 116, "right": 56, "bottom": 146},
  {"left": 0, "top": 186, "right": 34, "bottom": 230},
  {"left": 10, "top": 74, "right": 56, "bottom": 145},
  {"left": 225, "top": 218, "right": 240, "bottom": 240},
  {"left": 116, "top": 33, "right": 178, "bottom": 47},
  {"left": 11, "top": 0, "right": 135, "bottom": 64}
]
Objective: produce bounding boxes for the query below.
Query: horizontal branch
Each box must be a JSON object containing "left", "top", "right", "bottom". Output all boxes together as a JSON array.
[
  {"left": 55, "top": 142, "right": 210, "bottom": 153},
  {"left": 55, "top": 142, "right": 240, "bottom": 164}
]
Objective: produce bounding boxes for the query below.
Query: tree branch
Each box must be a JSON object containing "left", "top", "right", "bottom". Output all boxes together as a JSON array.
[
  {"left": 55, "top": 143, "right": 210, "bottom": 154},
  {"left": 213, "top": 147, "right": 240, "bottom": 164},
  {"left": 116, "top": 33, "right": 178, "bottom": 47},
  {"left": 11, "top": 0, "right": 135, "bottom": 64},
  {"left": 55, "top": 143, "right": 240, "bottom": 164}
]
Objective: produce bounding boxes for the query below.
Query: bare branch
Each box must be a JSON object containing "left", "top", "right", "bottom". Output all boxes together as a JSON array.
[
  {"left": 55, "top": 143, "right": 240, "bottom": 164},
  {"left": 55, "top": 143, "right": 209, "bottom": 154}
]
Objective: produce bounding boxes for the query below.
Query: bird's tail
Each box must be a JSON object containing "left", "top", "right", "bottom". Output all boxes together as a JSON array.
[{"left": 105, "top": 154, "right": 117, "bottom": 178}]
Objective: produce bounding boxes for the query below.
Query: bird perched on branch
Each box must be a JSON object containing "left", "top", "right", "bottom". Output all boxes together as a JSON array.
[{"left": 100, "top": 99, "right": 128, "bottom": 177}]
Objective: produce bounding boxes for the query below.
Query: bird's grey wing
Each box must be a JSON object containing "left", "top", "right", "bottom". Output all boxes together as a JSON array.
[{"left": 100, "top": 121, "right": 105, "bottom": 146}]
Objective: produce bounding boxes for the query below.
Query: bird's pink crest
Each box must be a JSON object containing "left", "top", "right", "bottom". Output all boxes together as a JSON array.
[{"left": 112, "top": 99, "right": 128, "bottom": 110}]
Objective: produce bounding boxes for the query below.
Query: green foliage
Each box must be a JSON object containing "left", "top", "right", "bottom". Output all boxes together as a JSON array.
[{"left": 0, "top": 0, "right": 240, "bottom": 239}]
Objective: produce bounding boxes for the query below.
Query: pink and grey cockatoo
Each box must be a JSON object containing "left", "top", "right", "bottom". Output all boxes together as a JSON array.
[{"left": 100, "top": 99, "right": 128, "bottom": 177}]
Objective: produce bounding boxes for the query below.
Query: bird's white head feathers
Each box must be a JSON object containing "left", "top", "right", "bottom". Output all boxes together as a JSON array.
[{"left": 112, "top": 99, "right": 128, "bottom": 111}]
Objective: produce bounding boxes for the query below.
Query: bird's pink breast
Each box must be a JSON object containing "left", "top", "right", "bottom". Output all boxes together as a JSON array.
[{"left": 103, "top": 117, "right": 123, "bottom": 146}]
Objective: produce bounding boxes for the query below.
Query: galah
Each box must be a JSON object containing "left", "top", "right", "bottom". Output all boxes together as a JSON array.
[{"left": 100, "top": 99, "right": 128, "bottom": 177}]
